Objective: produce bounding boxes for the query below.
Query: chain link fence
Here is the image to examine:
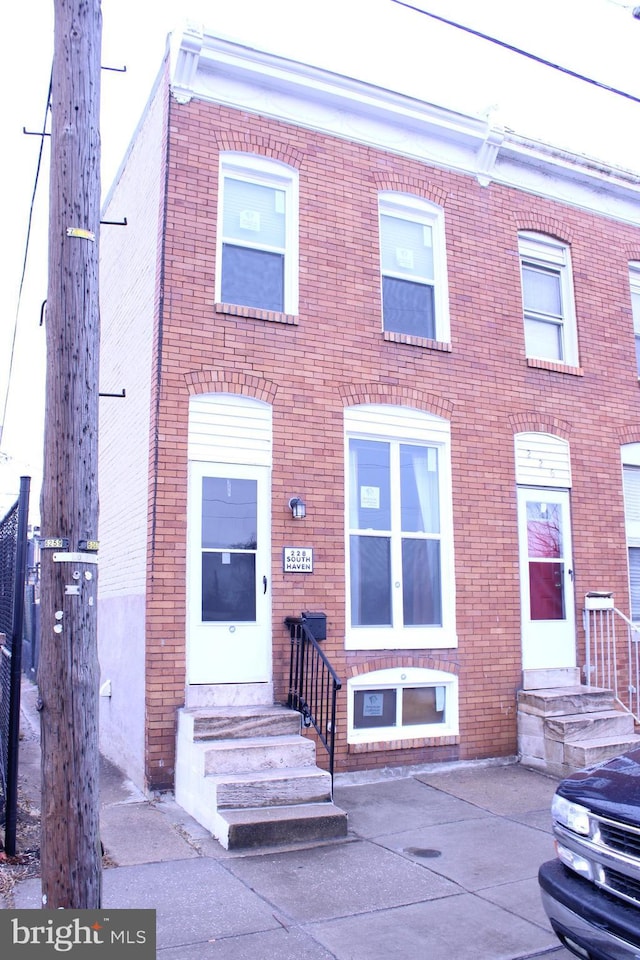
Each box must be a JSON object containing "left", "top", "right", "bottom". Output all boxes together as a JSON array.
[{"left": 0, "top": 477, "right": 31, "bottom": 855}]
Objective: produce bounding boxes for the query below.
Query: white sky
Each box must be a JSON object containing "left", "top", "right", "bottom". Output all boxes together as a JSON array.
[{"left": 1, "top": 0, "right": 639, "bottom": 519}]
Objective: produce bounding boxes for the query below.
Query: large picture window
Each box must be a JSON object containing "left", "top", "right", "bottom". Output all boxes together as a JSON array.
[
  {"left": 379, "top": 193, "right": 449, "bottom": 342},
  {"left": 345, "top": 405, "right": 456, "bottom": 649},
  {"left": 518, "top": 232, "right": 578, "bottom": 366},
  {"left": 217, "top": 154, "right": 298, "bottom": 314}
]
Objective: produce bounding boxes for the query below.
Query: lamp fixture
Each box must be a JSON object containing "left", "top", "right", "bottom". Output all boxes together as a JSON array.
[{"left": 288, "top": 496, "right": 306, "bottom": 519}]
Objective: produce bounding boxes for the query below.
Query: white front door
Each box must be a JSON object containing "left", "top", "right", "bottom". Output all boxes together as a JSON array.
[
  {"left": 517, "top": 486, "right": 576, "bottom": 672},
  {"left": 187, "top": 461, "right": 271, "bottom": 684}
]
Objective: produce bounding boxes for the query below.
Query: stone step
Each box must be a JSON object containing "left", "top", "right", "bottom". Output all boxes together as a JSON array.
[
  {"left": 517, "top": 686, "right": 616, "bottom": 718},
  {"left": 203, "top": 734, "right": 317, "bottom": 775},
  {"left": 183, "top": 705, "right": 301, "bottom": 741},
  {"left": 564, "top": 734, "right": 640, "bottom": 771},
  {"left": 212, "top": 766, "right": 333, "bottom": 809},
  {"left": 545, "top": 709, "right": 635, "bottom": 743},
  {"left": 219, "top": 802, "right": 348, "bottom": 850}
]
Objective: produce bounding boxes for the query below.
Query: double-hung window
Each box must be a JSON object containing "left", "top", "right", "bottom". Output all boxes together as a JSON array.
[
  {"left": 622, "top": 445, "right": 640, "bottom": 621},
  {"left": 518, "top": 232, "right": 578, "bottom": 366},
  {"left": 345, "top": 405, "right": 456, "bottom": 650},
  {"left": 217, "top": 154, "right": 298, "bottom": 314},
  {"left": 630, "top": 264, "right": 640, "bottom": 376},
  {"left": 379, "top": 193, "right": 449, "bottom": 342}
]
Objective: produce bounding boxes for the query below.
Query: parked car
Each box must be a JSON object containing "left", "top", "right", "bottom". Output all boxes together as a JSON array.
[{"left": 539, "top": 749, "right": 640, "bottom": 959}]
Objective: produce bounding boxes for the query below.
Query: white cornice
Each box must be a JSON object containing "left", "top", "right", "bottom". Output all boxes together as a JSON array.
[{"left": 170, "top": 25, "right": 640, "bottom": 227}]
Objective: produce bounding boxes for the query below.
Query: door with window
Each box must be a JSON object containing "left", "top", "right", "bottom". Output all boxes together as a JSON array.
[
  {"left": 187, "top": 462, "right": 271, "bottom": 684},
  {"left": 517, "top": 487, "right": 575, "bottom": 671}
]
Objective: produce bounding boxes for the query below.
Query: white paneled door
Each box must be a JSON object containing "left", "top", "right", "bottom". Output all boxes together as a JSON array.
[{"left": 187, "top": 461, "right": 271, "bottom": 684}]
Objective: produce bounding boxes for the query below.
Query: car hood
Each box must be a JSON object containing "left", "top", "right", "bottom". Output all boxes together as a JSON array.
[{"left": 557, "top": 748, "right": 640, "bottom": 827}]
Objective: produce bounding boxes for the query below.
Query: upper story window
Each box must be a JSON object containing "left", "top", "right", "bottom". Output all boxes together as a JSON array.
[
  {"left": 518, "top": 232, "right": 578, "bottom": 366},
  {"left": 630, "top": 264, "right": 640, "bottom": 376},
  {"left": 217, "top": 154, "right": 298, "bottom": 314},
  {"left": 379, "top": 193, "right": 450, "bottom": 342},
  {"left": 345, "top": 404, "right": 456, "bottom": 650}
]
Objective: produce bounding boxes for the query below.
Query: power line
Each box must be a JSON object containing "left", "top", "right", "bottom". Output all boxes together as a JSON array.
[
  {"left": 391, "top": 0, "right": 640, "bottom": 106},
  {"left": 0, "top": 71, "right": 52, "bottom": 446}
]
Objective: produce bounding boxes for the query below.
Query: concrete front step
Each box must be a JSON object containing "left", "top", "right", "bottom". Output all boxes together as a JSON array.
[
  {"left": 219, "top": 801, "right": 348, "bottom": 850},
  {"left": 545, "top": 709, "right": 636, "bottom": 743},
  {"left": 175, "top": 705, "right": 347, "bottom": 850},
  {"left": 203, "top": 734, "right": 317, "bottom": 775},
  {"left": 517, "top": 686, "right": 617, "bottom": 718},
  {"left": 212, "top": 766, "right": 333, "bottom": 809},
  {"left": 564, "top": 734, "right": 640, "bottom": 771},
  {"left": 517, "top": 685, "right": 640, "bottom": 777},
  {"left": 185, "top": 705, "right": 302, "bottom": 741}
]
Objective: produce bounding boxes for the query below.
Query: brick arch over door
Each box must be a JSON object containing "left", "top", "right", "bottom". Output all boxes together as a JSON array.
[
  {"left": 508, "top": 411, "right": 572, "bottom": 440},
  {"left": 340, "top": 382, "right": 453, "bottom": 421}
]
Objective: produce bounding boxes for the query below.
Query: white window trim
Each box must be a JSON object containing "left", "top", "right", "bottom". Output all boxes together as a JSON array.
[
  {"left": 630, "top": 263, "right": 640, "bottom": 377},
  {"left": 622, "top": 444, "right": 640, "bottom": 544},
  {"left": 347, "top": 667, "right": 459, "bottom": 744},
  {"left": 622, "top": 444, "right": 640, "bottom": 622},
  {"left": 378, "top": 192, "right": 450, "bottom": 343},
  {"left": 216, "top": 152, "right": 299, "bottom": 314},
  {"left": 518, "top": 231, "right": 578, "bottom": 367},
  {"left": 344, "top": 404, "right": 457, "bottom": 650}
]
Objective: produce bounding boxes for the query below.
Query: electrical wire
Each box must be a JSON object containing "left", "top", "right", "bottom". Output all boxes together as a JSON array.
[
  {"left": 0, "top": 70, "right": 52, "bottom": 446},
  {"left": 390, "top": 0, "right": 640, "bottom": 106}
]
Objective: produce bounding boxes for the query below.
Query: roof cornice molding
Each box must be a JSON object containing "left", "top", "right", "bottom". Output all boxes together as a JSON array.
[{"left": 170, "top": 25, "right": 640, "bottom": 226}]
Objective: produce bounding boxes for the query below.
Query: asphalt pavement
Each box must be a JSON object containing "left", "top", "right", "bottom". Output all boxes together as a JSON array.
[{"left": 4, "top": 680, "right": 574, "bottom": 959}]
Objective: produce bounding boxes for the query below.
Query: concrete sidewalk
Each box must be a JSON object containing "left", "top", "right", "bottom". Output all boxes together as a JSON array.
[{"left": 6, "top": 684, "right": 573, "bottom": 959}]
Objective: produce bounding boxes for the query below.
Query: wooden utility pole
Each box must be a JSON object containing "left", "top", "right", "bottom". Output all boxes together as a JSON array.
[{"left": 38, "top": 0, "right": 102, "bottom": 908}]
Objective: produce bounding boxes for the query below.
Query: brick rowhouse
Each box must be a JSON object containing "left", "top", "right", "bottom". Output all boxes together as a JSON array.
[{"left": 97, "top": 28, "right": 640, "bottom": 802}]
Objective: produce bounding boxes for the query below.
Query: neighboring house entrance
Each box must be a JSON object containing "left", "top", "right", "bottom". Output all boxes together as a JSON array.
[
  {"left": 517, "top": 486, "right": 575, "bottom": 674},
  {"left": 187, "top": 394, "right": 273, "bottom": 687},
  {"left": 514, "top": 432, "right": 576, "bottom": 686}
]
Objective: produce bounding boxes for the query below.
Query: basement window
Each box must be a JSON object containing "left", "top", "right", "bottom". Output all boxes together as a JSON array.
[{"left": 347, "top": 667, "right": 458, "bottom": 744}]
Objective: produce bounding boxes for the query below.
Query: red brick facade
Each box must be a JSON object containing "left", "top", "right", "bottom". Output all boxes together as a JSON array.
[{"left": 127, "top": 86, "right": 640, "bottom": 791}]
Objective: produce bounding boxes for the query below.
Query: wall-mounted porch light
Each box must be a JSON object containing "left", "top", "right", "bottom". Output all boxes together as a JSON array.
[{"left": 288, "top": 496, "right": 306, "bottom": 519}]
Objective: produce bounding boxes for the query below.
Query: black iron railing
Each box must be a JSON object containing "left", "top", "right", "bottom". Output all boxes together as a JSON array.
[
  {"left": 285, "top": 616, "right": 341, "bottom": 781},
  {"left": 0, "top": 476, "right": 31, "bottom": 855}
]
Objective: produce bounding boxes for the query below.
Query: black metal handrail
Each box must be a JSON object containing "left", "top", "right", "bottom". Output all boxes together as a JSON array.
[{"left": 285, "top": 616, "right": 341, "bottom": 781}]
